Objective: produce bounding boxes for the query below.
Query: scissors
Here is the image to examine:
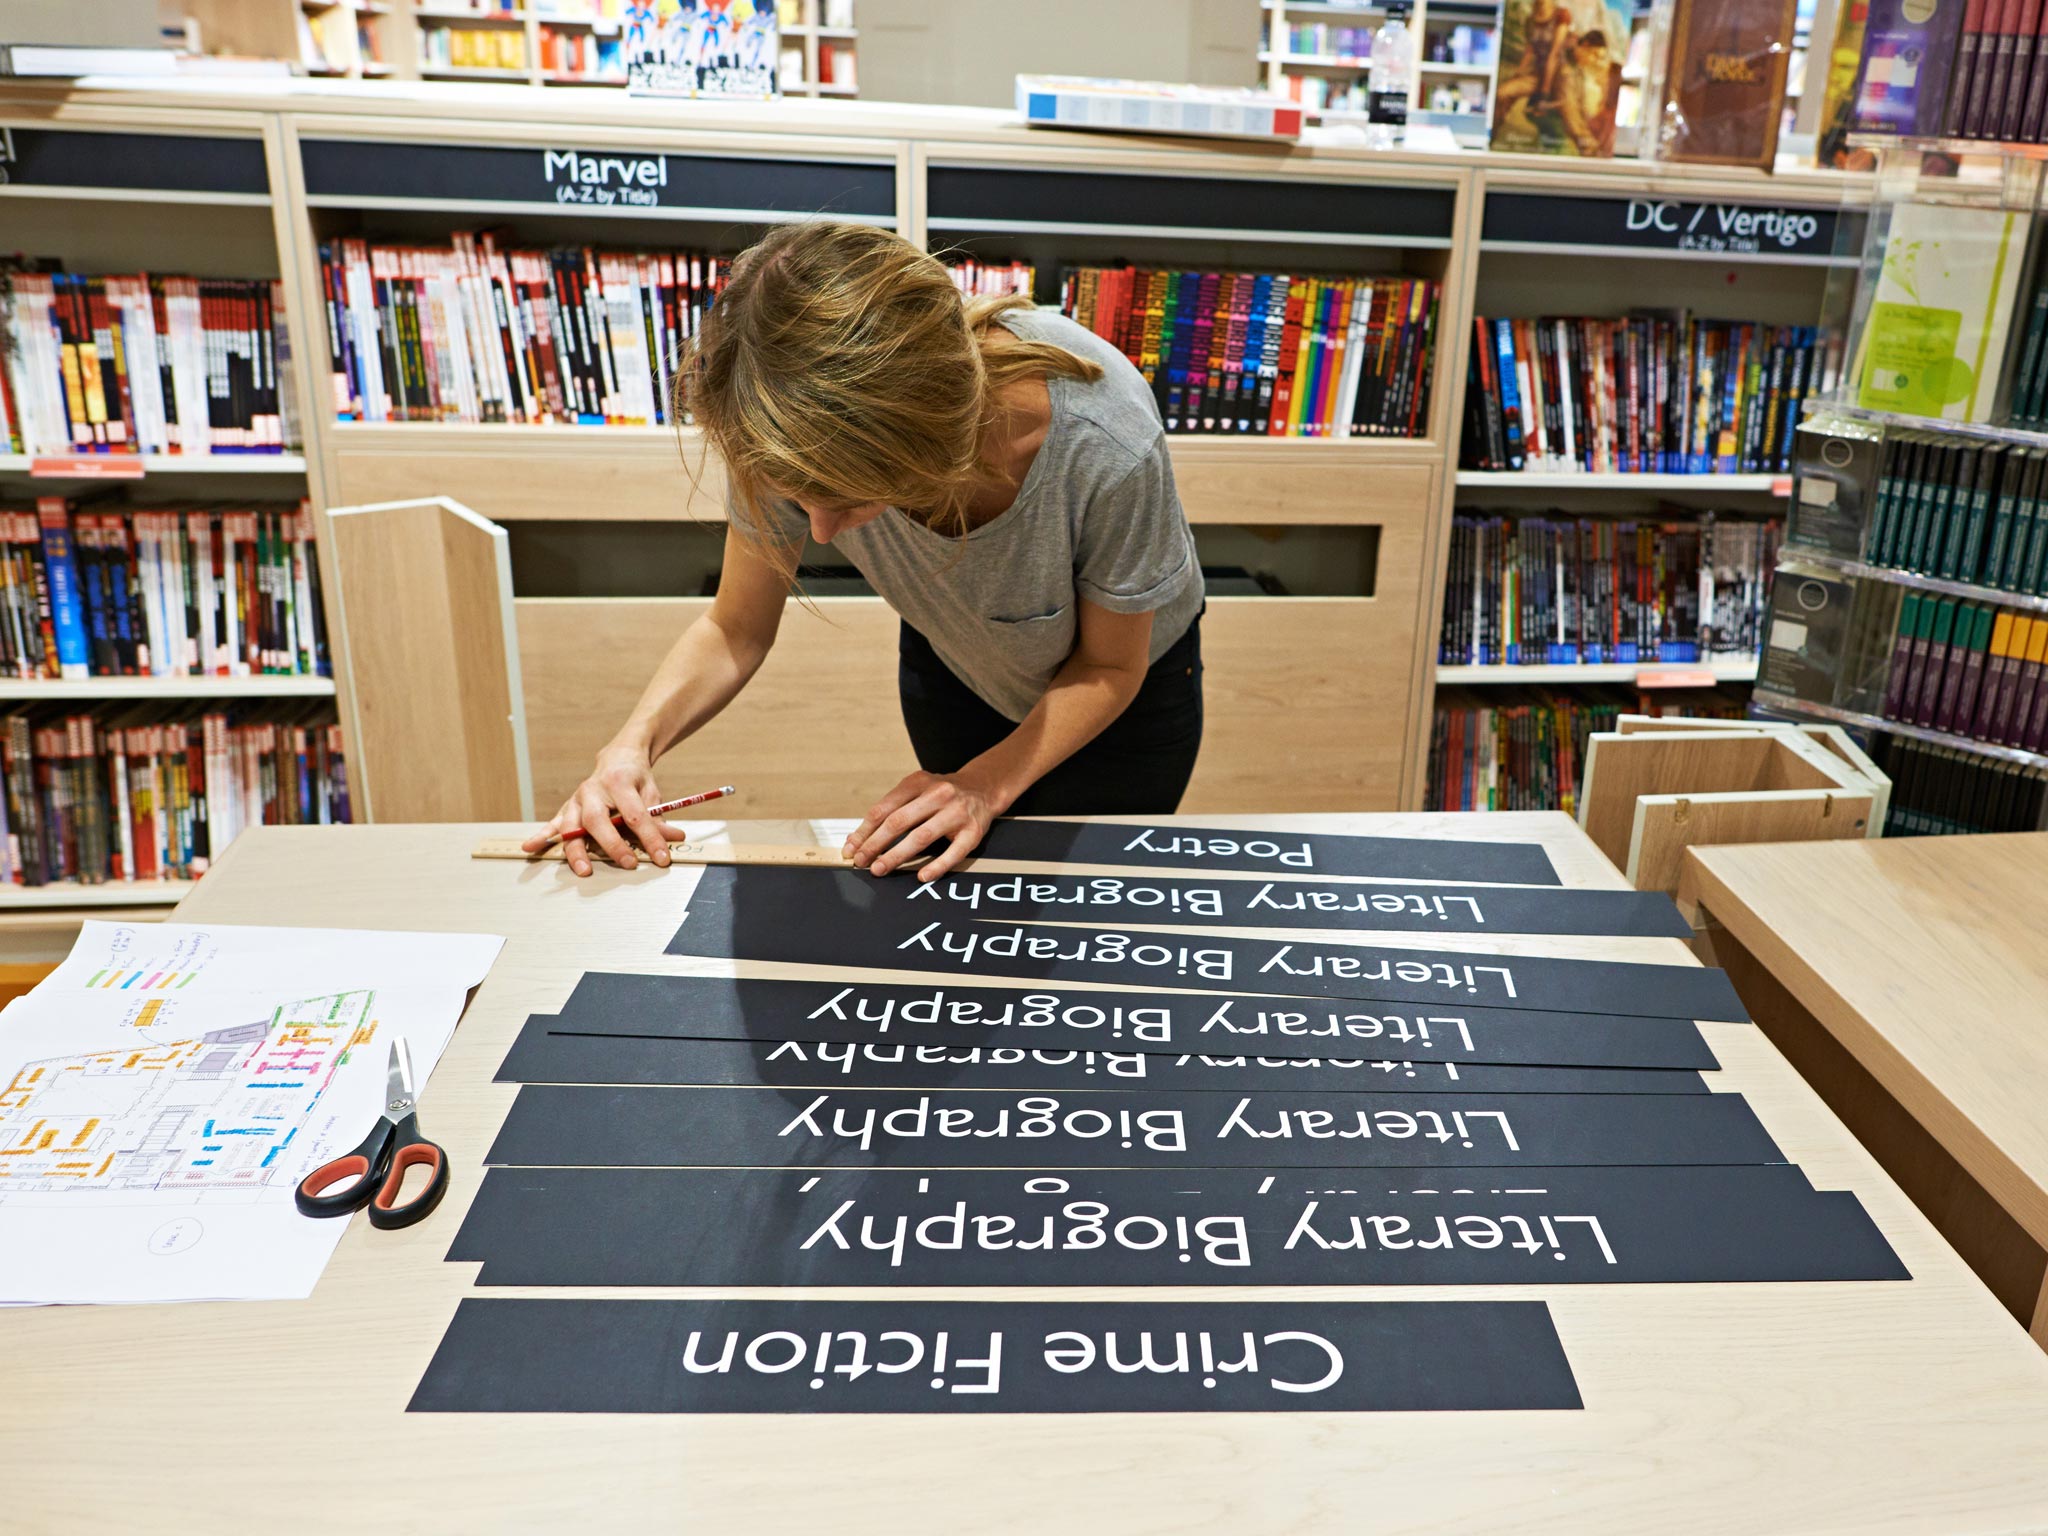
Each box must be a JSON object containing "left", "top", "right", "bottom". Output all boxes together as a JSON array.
[{"left": 294, "top": 1039, "right": 449, "bottom": 1229}]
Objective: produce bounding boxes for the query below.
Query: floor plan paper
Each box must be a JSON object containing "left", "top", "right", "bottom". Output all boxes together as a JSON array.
[{"left": 0, "top": 922, "right": 503, "bottom": 1305}]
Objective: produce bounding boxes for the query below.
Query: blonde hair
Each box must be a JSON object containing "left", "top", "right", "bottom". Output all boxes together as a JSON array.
[{"left": 676, "top": 221, "right": 1102, "bottom": 562}]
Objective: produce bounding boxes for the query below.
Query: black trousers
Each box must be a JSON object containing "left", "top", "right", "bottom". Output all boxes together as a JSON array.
[{"left": 897, "top": 615, "right": 1204, "bottom": 815}]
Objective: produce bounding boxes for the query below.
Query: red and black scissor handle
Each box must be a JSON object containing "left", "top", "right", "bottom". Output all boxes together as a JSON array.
[{"left": 294, "top": 1111, "right": 449, "bottom": 1229}]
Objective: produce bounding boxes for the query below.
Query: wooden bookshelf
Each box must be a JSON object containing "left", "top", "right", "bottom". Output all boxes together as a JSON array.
[
  {"left": 0, "top": 82, "right": 1874, "bottom": 841},
  {"left": 1438, "top": 660, "right": 1761, "bottom": 685}
]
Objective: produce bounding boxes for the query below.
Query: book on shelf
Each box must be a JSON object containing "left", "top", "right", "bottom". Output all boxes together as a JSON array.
[
  {"left": 0, "top": 499, "right": 328, "bottom": 681},
  {"left": 1871, "top": 590, "right": 2048, "bottom": 745},
  {"left": 1425, "top": 687, "right": 1747, "bottom": 811},
  {"left": 1439, "top": 513, "right": 1781, "bottom": 665},
  {"left": 1759, "top": 559, "right": 1867, "bottom": 704},
  {"left": 1847, "top": 0, "right": 1967, "bottom": 137},
  {"left": 539, "top": 24, "right": 624, "bottom": 78},
  {"left": 1869, "top": 729, "right": 2048, "bottom": 830},
  {"left": 1788, "top": 413, "right": 1887, "bottom": 558},
  {"left": 947, "top": 260, "right": 1036, "bottom": 298},
  {"left": 1852, "top": 199, "right": 2028, "bottom": 423},
  {"left": 420, "top": 24, "right": 529, "bottom": 70},
  {"left": 1489, "top": 0, "right": 1630, "bottom": 156},
  {"left": 0, "top": 270, "right": 297, "bottom": 458},
  {"left": 319, "top": 237, "right": 731, "bottom": 426},
  {"left": 1060, "top": 267, "right": 1439, "bottom": 438},
  {"left": 0, "top": 704, "right": 348, "bottom": 888},
  {"left": 1653, "top": 0, "right": 1801, "bottom": 169},
  {"left": 1459, "top": 315, "right": 1833, "bottom": 475},
  {"left": 1851, "top": 428, "right": 2048, "bottom": 591}
]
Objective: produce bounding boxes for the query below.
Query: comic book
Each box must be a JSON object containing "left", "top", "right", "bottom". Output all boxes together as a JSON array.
[
  {"left": 627, "top": 0, "right": 778, "bottom": 99},
  {"left": 1490, "top": 0, "right": 1632, "bottom": 155}
]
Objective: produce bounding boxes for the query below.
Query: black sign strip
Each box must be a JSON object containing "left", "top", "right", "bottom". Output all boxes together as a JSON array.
[
  {"left": 298, "top": 137, "right": 895, "bottom": 219},
  {"left": 449, "top": 1166, "right": 1907, "bottom": 1288},
  {"left": 548, "top": 974, "right": 1721, "bottom": 1071},
  {"left": 1477, "top": 191, "right": 1845, "bottom": 260},
  {"left": 485, "top": 1084, "right": 1784, "bottom": 1171},
  {"left": 972, "top": 819, "right": 1561, "bottom": 883},
  {"left": 693, "top": 865, "right": 1685, "bottom": 938},
  {"left": 925, "top": 165, "right": 1458, "bottom": 244},
  {"left": 665, "top": 873, "right": 1750, "bottom": 1022},
  {"left": 0, "top": 127, "right": 270, "bottom": 197},
  {"left": 496, "top": 1017, "right": 1707, "bottom": 1096},
  {"left": 408, "top": 1298, "right": 1582, "bottom": 1414}
]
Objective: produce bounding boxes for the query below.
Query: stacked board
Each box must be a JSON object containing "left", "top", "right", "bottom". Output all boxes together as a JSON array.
[{"left": 412, "top": 819, "right": 1906, "bottom": 1417}]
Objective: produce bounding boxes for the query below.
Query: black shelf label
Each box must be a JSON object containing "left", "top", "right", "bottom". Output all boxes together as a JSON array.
[
  {"left": 299, "top": 137, "right": 895, "bottom": 218},
  {"left": 0, "top": 126, "right": 268, "bottom": 197},
  {"left": 928, "top": 164, "right": 1456, "bottom": 242},
  {"left": 1482, "top": 191, "right": 1848, "bottom": 258}
]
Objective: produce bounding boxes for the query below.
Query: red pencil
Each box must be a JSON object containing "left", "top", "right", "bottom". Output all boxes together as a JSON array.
[{"left": 553, "top": 784, "right": 736, "bottom": 848}]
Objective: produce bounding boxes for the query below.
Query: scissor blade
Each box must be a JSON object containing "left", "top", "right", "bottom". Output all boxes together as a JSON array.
[{"left": 387, "top": 1038, "right": 414, "bottom": 1102}]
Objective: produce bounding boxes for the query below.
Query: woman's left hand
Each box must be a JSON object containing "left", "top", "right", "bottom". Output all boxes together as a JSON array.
[{"left": 844, "top": 769, "right": 1005, "bottom": 880}]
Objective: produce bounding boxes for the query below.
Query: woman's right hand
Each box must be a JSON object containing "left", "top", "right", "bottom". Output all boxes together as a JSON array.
[{"left": 522, "top": 744, "right": 684, "bottom": 877}]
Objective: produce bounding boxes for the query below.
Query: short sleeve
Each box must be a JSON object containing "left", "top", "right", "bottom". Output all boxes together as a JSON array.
[
  {"left": 726, "top": 481, "right": 810, "bottom": 549},
  {"left": 1073, "top": 442, "right": 1195, "bottom": 614}
]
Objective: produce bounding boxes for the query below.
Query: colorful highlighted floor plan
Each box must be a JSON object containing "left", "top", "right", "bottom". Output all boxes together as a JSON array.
[{"left": 0, "top": 991, "right": 378, "bottom": 1195}]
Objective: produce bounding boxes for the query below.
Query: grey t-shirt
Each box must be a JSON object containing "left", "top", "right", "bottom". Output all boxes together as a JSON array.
[{"left": 750, "top": 307, "right": 1203, "bottom": 723}]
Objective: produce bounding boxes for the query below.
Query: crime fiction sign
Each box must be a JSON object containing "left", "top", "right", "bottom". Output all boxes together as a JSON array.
[{"left": 409, "top": 1297, "right": 1582, "bottom": 1414}]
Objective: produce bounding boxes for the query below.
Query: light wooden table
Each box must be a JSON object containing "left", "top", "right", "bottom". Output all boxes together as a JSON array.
[
  {"left": 1681, "top": 831, "right": 2048, "bottom": 1350},
  {"left": 10, "top": 815, "right": 2048, "bottom": 1536}
]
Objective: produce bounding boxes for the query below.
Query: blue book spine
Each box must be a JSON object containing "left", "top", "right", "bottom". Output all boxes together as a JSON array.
[
  {"left": 37, "top": 509, "right": 90, "bottom": 680},
  {"left": 1493, "top": 321, "right": 1527, "bottom": 470}
]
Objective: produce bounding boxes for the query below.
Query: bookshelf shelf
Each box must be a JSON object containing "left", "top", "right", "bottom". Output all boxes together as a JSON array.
[
  {"left": 325, "top": 421, "right": 1437, "bottom": 523},
  {"left": 0, "top": 881, "right": 193, "bottom": 911},
  {"left": 413, "top": 4, "right": 530, "bottom": 17},
  {"left": 1753, "top": 690, "right": 2048, "bottom": 770},
  {"left": 533, "top": 13, "right": 611, "bottom": 24},
  {"left": 0, "top": 454, "right": 309, "bottom": 477},
  {"left": 1420, "top": 61, "right": 1494, "bottom": 75},
  {"left": 1437, "top": 660, "right": 1759, "bottom": 685},
  {"left": 1808, "top": 399, "right": 2048, "bottom": 451},
  {"left": 923, "top": 217, "right": 1446, "bottom": 250},
  {"left": 1784, "top": 549, "right": 2048, "bottom": 615},
  {"left": 417, "top": 65, "right": 534, "bottom": 80},
  {"left": 1454, "top": 470, "right": 1789, "bottom": 493},
  {"left": 0, "top": 677, "right": 336, "bottom": 701},
  {"left": 1263, "top": 0, "right": 1384, "bottom": 11},
  {"left": 1258, "top": 50, "right": 1373, "bottom": 68}
]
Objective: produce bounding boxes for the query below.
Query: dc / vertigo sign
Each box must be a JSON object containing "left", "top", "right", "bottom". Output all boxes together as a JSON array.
[{"left": 1483, "top": 191, "right": 1846, "bottom": 259}]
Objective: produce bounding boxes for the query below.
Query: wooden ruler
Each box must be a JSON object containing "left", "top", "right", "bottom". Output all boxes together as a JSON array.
[{"left": 472, "top": 838, "right": 853, "bottom": 867}]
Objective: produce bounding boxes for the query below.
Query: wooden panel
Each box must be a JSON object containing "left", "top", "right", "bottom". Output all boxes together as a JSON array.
[
  {"left": 1708, "top": 924, "right": 2048, "bottom": 1333},
  {"left": 330, "top": 426, "right": 1431, "bottom": 528},
  {"left": 326, "top": 498, "right": 527, "bottom": 822},
  {"left": 1681, "top": 833, "right": 2048, "bottom": 1254},
  {"left": 1578, "top": 732, "right": 1857, "bottom": 874},
  {"left": 1628, "top": 790, "right": 1873, "bottom": 894},
  {"left": 1183, "top": 598, "right": 1409, "bottom": 812},
  {"left": 518, "top": 593, "right": 1427, "bottom": 820},
  {"left": 516, "top": 597, "right": 911, "bottom": 821},
  {"left": 1170, "top": 447, "right": 1436, "bottom": 526},
  {"left": 330, "top": 425, "right": 725, "bottom": 525},
  {"left": 1613, "top": 716, "right": 1892, "bottom": 832}
]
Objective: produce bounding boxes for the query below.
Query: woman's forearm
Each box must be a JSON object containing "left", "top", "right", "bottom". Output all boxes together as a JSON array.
[
  {"left": 613, "top": 607, "right": 776, "bottom": 764},
  {"left": 963, "top": 650, "right": 1145, "bottom": 811}
]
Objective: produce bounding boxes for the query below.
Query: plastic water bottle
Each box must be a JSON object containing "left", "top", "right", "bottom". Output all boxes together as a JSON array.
[{"left": 1365, "top": 9, "right": 1413, "bottom": 150}]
